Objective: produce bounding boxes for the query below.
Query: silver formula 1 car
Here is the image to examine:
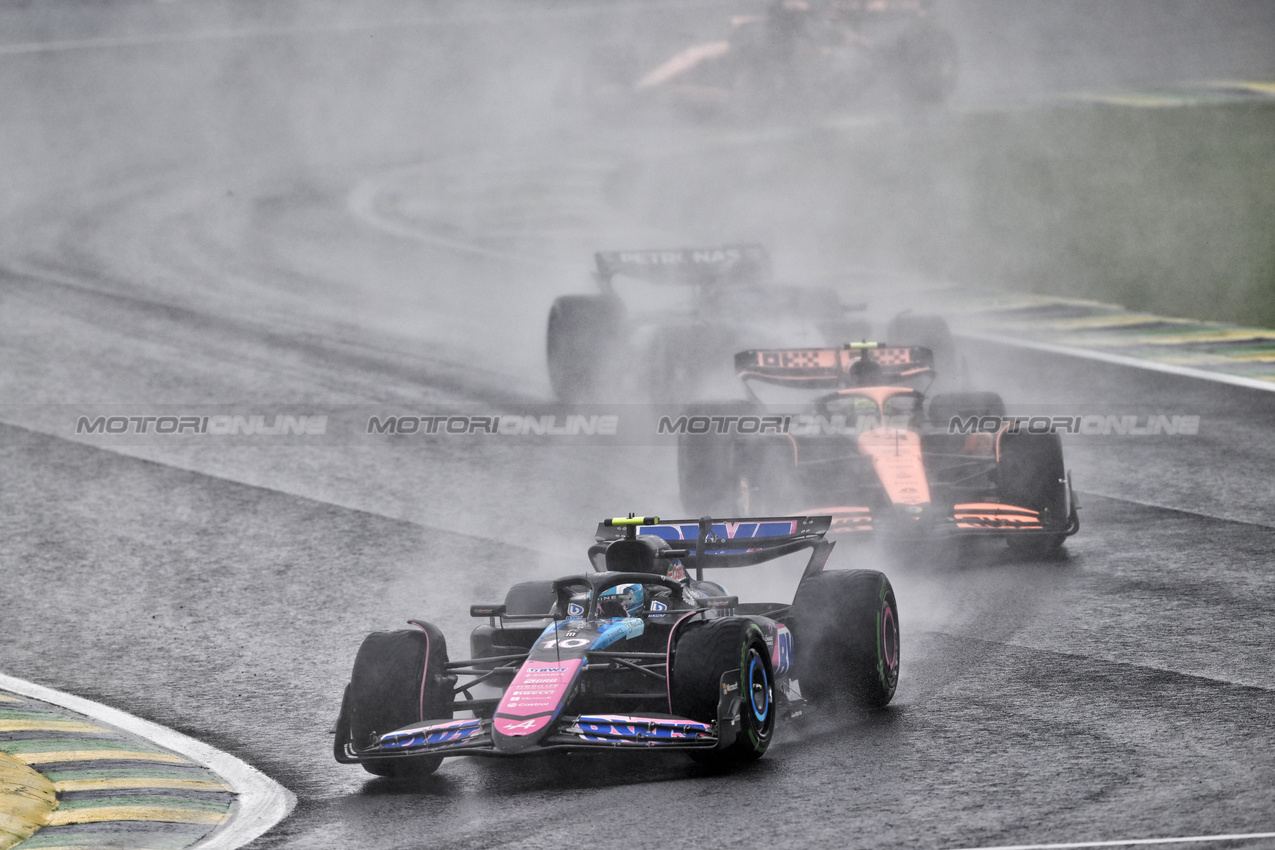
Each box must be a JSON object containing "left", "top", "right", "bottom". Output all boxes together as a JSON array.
[{"left": 547, "top": 244, "right": 965, "bottom": 403}]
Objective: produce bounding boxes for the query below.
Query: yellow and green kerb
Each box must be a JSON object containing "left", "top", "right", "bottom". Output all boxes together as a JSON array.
[{"left": 0, "top": 692, "right": 234, "bottom": 850}]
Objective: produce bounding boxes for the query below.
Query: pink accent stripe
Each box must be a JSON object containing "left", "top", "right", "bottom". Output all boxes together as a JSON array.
[
  {"left": 665, "top": 611, "right": 700, "bottom": 713},
  {"left": 410, "top": 621, "right": 430, "bottom": 722}
]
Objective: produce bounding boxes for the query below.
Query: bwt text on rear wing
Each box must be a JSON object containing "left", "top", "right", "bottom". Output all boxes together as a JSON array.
[
  {"left": 590, "top": 514, "right": 835, "bottom": 579},
  {"left": 734, "top": 344, "right": 935, "bottom": 389},
  {"left": 594, "top": 244, "right": 771, "bottom": 287}
]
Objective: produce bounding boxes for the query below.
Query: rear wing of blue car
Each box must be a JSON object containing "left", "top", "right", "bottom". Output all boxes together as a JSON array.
[
  {"left": 591, "top": 515, "right": 834, "bottom": 579},
  {"left": 594, "top": 244, "right": 771, "bottom": 287},
  {"left": 735, "top": 343, "right": 934, "bottom": 390}
]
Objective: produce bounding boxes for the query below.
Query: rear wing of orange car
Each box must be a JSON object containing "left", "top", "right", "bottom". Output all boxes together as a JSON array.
[
  {"left": 734, "top": 343, "right": 934, "bottom": 390},
  {"left": 594, "top": 244, "right": 771, "bottom": 287}
]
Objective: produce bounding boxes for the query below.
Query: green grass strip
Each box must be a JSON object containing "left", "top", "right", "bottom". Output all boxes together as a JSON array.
[
  {"left": 0, "top": 738, "right": 167, "bottom": 755},
  {"left": 19, "top": 831, "right": 207, "bottom": 849},
  {"left": 0, "top": 709, "right": 80, "bottom": 721},
  {"left": 55, "top": 795, "right": 231, "bottom": 813},
  {"left": 41, "top": 766, "right": 213, "bottom": 783}
]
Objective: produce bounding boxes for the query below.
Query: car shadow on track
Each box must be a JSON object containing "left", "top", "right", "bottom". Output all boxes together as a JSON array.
[{"left": 351, "top": 708, "right": 909, "bottom": 799}]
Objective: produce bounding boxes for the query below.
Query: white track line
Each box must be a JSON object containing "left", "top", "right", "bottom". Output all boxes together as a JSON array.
[
  {"left": 958, "top": 832, "right": 1275, "bottom": 850},
  {"left": 0, "top": 672, "right": 294, "bottom": 850},
  {"left": 1075, "top": 487, "right": 1275, "bottom": 532},
  {"left": 959, "top": 330, "right": 1275, "bottom": 394}
]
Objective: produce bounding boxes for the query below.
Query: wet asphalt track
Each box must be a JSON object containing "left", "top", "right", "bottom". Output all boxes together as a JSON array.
[{"left": 1, "top": 2, "right": 1274, "bottom": 848}]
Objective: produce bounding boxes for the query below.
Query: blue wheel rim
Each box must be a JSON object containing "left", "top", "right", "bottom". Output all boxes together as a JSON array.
[{"left": 748, "top": 651, "right": 770, "bottom": 723}]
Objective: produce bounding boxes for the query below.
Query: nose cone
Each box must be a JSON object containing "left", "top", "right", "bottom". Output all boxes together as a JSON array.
[{"left": 491, "top": 658, "right": 584, "bottom": 753}]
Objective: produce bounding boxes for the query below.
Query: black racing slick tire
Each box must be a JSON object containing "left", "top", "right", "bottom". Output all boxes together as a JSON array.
[
  {"left": 676, "top": 402, "right": 753, "bottom": 516},
  {"left": 671, "top": 618, "right": 775, "bottom": 766},
  {"left": 802, "top": 286, "right": 871, "bottom": 348},
  {"left": 546, "top": 295, "right": 624, "bottom": 403},
  {"left": 503, "top": 581, "right": 558, "bottom": 616},
  {"left": 927, "top": 391, "right": 1006, "bottom": 427},
  {"left": 887, "top": 311, "right": 955, "bottom": 371},
  {"left": 997, "top": 431, "right": 1072, "bottom": 557},
  {"left": 341, "top": 624, "right": 453, "bottom": 778},
  {"left": 790, "top": 570, "right": 899, "bottom": 709}
]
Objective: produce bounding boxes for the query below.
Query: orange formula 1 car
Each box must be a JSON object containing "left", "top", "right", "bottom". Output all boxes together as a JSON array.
[
  {"left": 674, "top": 343, "right": 1079, "bottom": 555},
  {"left": 629, "top": 0, "right": 958, "bottom": 118}
]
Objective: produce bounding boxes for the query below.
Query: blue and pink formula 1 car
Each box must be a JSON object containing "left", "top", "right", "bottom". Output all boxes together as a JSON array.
[{"left": 334, "top": 515, "right": 899, "bottom": 776}]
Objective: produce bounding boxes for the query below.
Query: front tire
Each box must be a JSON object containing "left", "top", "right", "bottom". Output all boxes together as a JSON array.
[
  {"left": 340, "top": 624, "right": 453, "bottom": 777},
  {"left": 671, "top": 619, "right": 775, "bottom": 766},
  {"left": 791, "top": 570, "right": 899, "bottom": 709}
]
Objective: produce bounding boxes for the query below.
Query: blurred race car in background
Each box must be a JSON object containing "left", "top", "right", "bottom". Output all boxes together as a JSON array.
[
  {"left": 676, "top": 343, "right": 1080, "bottom": 555},
  {"left": 578, "top": 0, "right": 958, "bottom": 119},
  {"left": 546, "top": 243, "right": 957, "bottom": 402},
  {"left": 334, "top": 514, "right": 899, "bottom": 776}
]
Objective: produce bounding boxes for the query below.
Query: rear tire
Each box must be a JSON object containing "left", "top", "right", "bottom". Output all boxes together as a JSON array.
[
  {"left": 546, "top": 295, "right": 625, "bottom": 402},
  {"left": 342, "top": 624, "right": 453, "bottom": 777},
  {"left": 790, "top": 570, "right": 899, "bottom": 709},
  {"left": 647, "top": 327, "right": 700, "bottom": 402},
  {"left": 799, "top": 285, "right": 871, "bottom": 346},
  {"left": 677, "top": 402, "right": 753, "bottom": 515},
  {"left": 731, "top": 437, "right": 799, "bottom": 516},
  {"left": 671, "top": 619, "right": 775, "bottom": 766},
  {"left": 820, "top": 317, "right": 874, "bottom": 348},
  {"left": 887, "top": 311, "right": 955, "bottom": 371},
  {"left": 998, "top": 432, "right": 1071, "bottom": 557}
]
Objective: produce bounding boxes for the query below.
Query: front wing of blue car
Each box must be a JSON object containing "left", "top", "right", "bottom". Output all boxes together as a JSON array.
[{"left": 340, "top": 713, "right": 722, "bottom": 762}]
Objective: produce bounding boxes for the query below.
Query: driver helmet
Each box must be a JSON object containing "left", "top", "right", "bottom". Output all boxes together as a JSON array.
[{"left": 596, "top": 583, "right": 644, "bottom": 619}]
